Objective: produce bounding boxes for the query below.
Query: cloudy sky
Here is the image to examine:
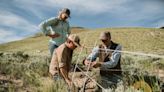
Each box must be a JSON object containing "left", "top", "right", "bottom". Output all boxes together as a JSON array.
[{"left": 0, "top": 0, "right": 164, "bottom": 43}]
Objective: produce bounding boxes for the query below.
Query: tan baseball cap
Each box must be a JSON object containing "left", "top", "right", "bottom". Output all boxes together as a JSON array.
[
  {"left": 68, "top": 34, "right": 81, "bottom": 47},
  {"left": 99, "top": 31, "right": 111, "bottom": 40}
]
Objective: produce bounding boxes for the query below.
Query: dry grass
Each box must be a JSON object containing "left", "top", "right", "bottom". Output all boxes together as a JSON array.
[{"left": 0, "top": 27, "right": 164, "bottom": 92}]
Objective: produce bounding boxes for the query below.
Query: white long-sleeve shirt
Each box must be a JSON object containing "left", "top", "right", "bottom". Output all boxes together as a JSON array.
[{"left": 86, "top": 44, "right": 122, "bottom": 69}]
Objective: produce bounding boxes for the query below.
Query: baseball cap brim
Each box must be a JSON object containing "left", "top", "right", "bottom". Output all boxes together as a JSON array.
[
  {"left": 99, "top": 36, "right": 108, "bottom": 40},
  {"left": 65, "top": 14, "right": 70, "bottom": 18},
  {"left": 67, "top": 37, "right": 81, "bottom": 47},
  {"left": 73, "top": 41, "right": 81, "bottom": 47}
]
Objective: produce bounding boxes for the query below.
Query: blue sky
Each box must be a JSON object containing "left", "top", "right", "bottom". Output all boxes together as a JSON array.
[{"left": 0, "top": 0, "right": 164, "bottom": 43}]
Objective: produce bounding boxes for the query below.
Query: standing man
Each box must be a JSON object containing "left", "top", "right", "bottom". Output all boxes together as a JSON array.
[
  {"left": 84, "top": 31, "right": 122, "bottom": 90},
  {"left": 39, "top": 8, "right": 71, "bottom": 56},
  {"left": 49, "top": 34, "right": 80, "bottom": 90}
]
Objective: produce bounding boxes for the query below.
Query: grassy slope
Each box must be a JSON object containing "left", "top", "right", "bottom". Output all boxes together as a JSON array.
[
  {"left": 0, "top": 27, "right": 164, "bottom": 92},
  {"left": 0, "top": 27, "right": 87, "bottom": 55},
  {"left": 0, "top": 27, "right": 164, "bottom": 55}
]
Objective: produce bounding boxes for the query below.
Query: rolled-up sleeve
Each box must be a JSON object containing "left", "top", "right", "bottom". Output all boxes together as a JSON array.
[
  {"left": 101, "top": 45, "right": 122, "bottom": 69},
  {"left": 66, "top": 22, "right": 71, "bottom": 36},
  {"left": 86, "top": 46, "right": 99, "bottom": 62},
  {"left": 38, "top": 17, "right": 58, "bottom": 36}
]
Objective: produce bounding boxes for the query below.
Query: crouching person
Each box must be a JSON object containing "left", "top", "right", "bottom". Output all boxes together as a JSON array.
[
  {"left": 84, "top": 31, "right": 123, "bottom": 91},
  {"left": 49, "top": 34, "right": 81, "bottom": 92}
]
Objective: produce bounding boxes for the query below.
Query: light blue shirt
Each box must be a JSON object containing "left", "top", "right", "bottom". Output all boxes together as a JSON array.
[
  {"left": 86, "top": 45, "right": 122, "bottom": 69},
  {"left": 39, "top": 17, "right": 70, "bottom": 46}
]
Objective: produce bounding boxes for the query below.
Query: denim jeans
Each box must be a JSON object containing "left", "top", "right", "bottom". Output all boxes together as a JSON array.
[
  {"left": 49, "top": 42, "right": 58, "bottom": 57},
  {"left": 53, "top": 74, "right": 62, "bottom": 81},
  {"left": 101, "top": 74, "right": 123, "bottom": 91}
]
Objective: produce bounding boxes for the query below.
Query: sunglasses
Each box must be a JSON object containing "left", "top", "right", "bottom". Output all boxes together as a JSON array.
[
  {"left": 101, "top": 39, "right": 108, "bottom": 43},
  {"left": 71, "top": 41, "right": 77, "bottom": 48},
  {"left": 65, "top": 15, "right": 68, "bottom": 18}
]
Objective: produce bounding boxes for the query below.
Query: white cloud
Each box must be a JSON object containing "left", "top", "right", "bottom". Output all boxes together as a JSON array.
[
  {"left": 52, "top": 0, "right": 129, "bottom": 14},
  {"left": 1, "top": 0, "right": 164, "bottom": 44},
  {"left": 0, "top": 10, "right": 39, "bottom": 43},
  {"left": 14, "top": 0, "right": 128, "bottom": 17},
  {"left": 0, "top": 28, "right": 23, "bottom": 43},
  {"left": 15, "top": 0, "right": 164, "bottom": 23},
  {"left": 0, "top": 10, "right": 38, "bottom": 32},
  {"left": 13, "top": 0, "right": 56, "bottom": 19},
  {"left": 99, "top": 0, "right": 164, "bottom": 27}
]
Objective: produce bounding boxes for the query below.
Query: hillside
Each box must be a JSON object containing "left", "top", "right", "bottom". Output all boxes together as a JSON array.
[
  {"left": 0, "top": 27, "right": 87, "bottom": 55},
  {"left": 0, "top": 27, "right": 164, "bottom": 55},
  {"left": 0, "top": 27, "right": 164, "bottom": 92}
]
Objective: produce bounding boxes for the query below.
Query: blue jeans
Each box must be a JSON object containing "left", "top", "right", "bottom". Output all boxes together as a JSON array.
[
  {"left": 53, "top": 74, "right": 62, "bottom": 81},
  {"left": 49, "top": 42, "right": 58, "bottom": 57},
  {"left": 101, "top": 74, "right": 123, "bottom": 91}
]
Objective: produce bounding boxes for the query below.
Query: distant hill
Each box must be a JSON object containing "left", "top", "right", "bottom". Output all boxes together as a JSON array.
[
  {"left": 160, "top": 26, "right": 164, "bottom": 29},
  {"left": 0, "top": 27, "right": 163, "bottom": 55},
  {"left": 0, "top": 27, "right": 164, "bottom": 92},
  {"left": 0, "top": 27, "right": 87, "bottom": 55}
]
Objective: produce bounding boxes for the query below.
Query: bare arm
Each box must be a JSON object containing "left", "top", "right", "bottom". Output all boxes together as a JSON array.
[
  {"left": 59, "top": 66, "right": 70, "bottom": 81},
  {"left": 59, "top": 65, "right": 72, "bottom": 88}
]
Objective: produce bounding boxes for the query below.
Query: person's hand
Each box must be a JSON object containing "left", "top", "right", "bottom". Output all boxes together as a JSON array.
[
  {"left": 66, "top": 78, "right": 72, "bottom": 88},
  {"left": 84, "top": 60, "right": 91, "bottom": 66},
  {"left": 48, "top": 33, "right": 60, "bottom": 38},
  {"left": 92, "top": 62, "right": 102, "bottom": 68},
  {"left": 108, "top": 51, "right": 113, "bottom": 58},
  {"left": 66, "top": 79, "right": 77, "bottom": 92}
]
